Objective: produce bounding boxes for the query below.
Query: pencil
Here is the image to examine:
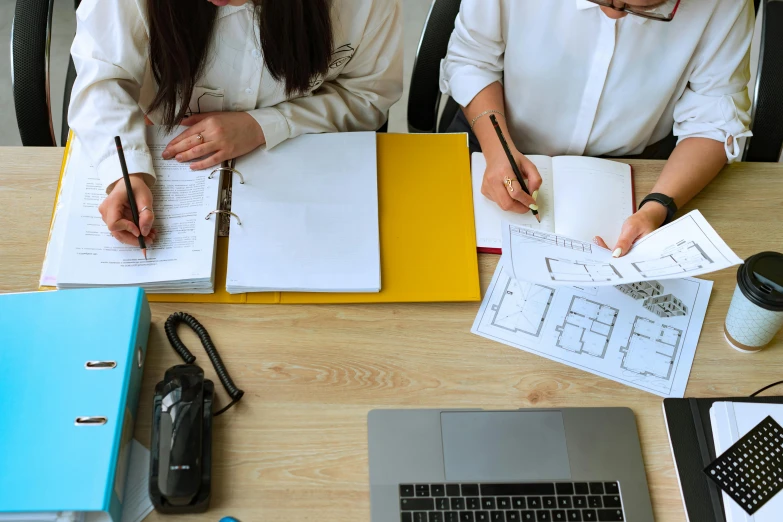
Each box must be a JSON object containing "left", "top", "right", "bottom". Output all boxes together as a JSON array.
[
  {"left": 114, "top": 136, "right": 147, "bottom": 259},
  {"left": 489, "top": 114, "right": 540, "bottom": 223}
]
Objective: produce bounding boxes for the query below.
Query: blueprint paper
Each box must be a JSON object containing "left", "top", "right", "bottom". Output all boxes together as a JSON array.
[
  {"left": 502, "top": 210, "right": 743, "bottom": 286},
  {"left": 472, "top": 262, "right": 713, "bottom": 397}
]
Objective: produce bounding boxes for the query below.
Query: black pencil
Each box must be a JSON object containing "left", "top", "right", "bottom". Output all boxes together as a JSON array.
[
  {"left": 489, "top": 114, "right": 540, "bottom": 223},
  {"left": 115, "top": 136, "right": 147, "bottom": 259}
]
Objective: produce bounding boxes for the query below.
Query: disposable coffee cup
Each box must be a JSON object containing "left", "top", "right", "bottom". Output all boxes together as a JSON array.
[{"left": 724, "top": 251, "right": 783, "bottom": 352}]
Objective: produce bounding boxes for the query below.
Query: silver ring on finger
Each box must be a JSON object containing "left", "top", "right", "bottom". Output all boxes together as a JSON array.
[
  {"left": 196, "top": 133, "right": 204, "bottom": 144},
  {"left": 140, "top": 206, "right": 154, "bottom": 216}
]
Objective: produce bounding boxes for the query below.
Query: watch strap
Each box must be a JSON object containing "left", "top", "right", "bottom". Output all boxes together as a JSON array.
[{"left": 640, "top": 193, "right": 677, "bottom": 224}]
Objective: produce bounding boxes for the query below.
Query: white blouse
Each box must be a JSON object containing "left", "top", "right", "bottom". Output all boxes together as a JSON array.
[
  {"left": 69, "top": 0, "right": 403, "bottom": 190},
  {"left": 440, "top": 0, "right": 753, "bottom": 162}
]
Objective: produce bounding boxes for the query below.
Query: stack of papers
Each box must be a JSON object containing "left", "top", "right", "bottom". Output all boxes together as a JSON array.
[
  {"left": 710, "top": 403, "right": 783, "bottom": 521},
  {"left": 225, "top": 132, "right": 381, "bottom": 294},
  {"left": 42, "top": 130, "right": 221, "bottom": 293},
  {"left": 472, "top": 211, "right": 743, "bottom": 397}
]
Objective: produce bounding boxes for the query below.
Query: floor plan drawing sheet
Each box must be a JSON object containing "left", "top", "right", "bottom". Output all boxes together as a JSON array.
[
  {"left": 502, "top": 210, "right": 742, "bottom": 286},
  {"left": 472, "top": 262, "right": 713, "bottom": 397},
  {"left": 620, "top": 317, "right": 683, "bottom": 380},
  {"left": 555, "top": 296, "right": 619, "bottom": 358},
  {"left": 490, "top": 278, "right": 556, "bottom": 337}
]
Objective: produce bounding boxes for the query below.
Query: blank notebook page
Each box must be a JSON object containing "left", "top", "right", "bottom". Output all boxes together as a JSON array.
[
  {"left": 551, "top": 156, "right": 633, "bottom": 247},
  {"left": 226, "top": 132, "right": 380, "bottom": 293}
]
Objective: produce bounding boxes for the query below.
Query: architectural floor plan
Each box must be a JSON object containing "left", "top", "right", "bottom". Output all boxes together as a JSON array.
[
  {"left": 502, "top": 210, "right": 742, "bottom": 286},
  {"left": 621, "top": 317, "right": 683, "bottom": 380},
  {"left": 472, "top": 264, "right": 712, "bottom": 397},
  {"left": 632, "top": 240, "right": 714, "bottom": 278},
  {"left": 547, "top": 258, "right": 622, "bottom": 283},
  {"left": 490, "top": 278, "right": 555, "bottom": 337},
  {"left": 509, "top": 226, "right": 593, "bottom": 253},
  {"left": 555, "top": 297, "right": 619, "bottom": 358}
]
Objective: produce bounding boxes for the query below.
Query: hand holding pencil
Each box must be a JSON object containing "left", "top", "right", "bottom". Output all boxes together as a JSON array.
[
  {"left": 97, "top": 140, "right": 157, "bottom": 252},
  {"left": 478, "top": 116, "right": 542, "bottom": 218}
]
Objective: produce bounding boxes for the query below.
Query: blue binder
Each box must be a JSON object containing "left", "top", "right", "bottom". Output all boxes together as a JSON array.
[{"left": 0, "top": 288, "right": 151, "bottom": 521}]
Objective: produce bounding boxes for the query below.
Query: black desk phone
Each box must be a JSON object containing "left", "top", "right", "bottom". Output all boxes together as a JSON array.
[{"left": 149, "top": 312, "right": 244, "bottom": 513}]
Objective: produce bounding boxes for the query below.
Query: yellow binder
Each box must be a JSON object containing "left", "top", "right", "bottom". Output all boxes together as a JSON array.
[{"left": 45, "top": 133, "right": 480, "bottom": 304}]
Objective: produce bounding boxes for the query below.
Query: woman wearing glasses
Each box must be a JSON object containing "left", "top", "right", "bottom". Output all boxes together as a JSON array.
[{"left": 440, "top": 0, "right": 753, "bottom": 257}]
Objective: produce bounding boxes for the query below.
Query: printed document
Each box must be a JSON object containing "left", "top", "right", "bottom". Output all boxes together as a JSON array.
[
  {"left": 502, "top": 210, "right": 742, "bottom": 286},
  {"left": 54, "top": 129, "right": 221, "bottom": 292},
  {"left": 472, "top": 261, "right": 712, "bottom": 397}
]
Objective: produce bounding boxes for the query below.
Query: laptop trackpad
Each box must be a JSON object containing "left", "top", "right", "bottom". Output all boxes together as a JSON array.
[{"left": 441, "top": 411, "right": 571, "bottom": 482}]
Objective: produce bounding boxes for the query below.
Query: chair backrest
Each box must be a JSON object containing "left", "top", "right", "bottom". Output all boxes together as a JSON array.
[
  {"left": 12, "top": 0, "right": 57, "bottom": 146},
  {"left": 407, "top": 0, "right": 462, "bottom": 133},
  {"left": 745, "top": 0, "right": 783, "bottom": 162}
]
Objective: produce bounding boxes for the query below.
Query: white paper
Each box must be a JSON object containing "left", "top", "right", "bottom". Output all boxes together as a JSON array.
[
  {"left": 470, "top": 154, "right": 633, "bottom": 251},
  {"left": 472, "top": 262, "right": 712, "bottom": 397},
  {"left": 120, "top": 440, "right": 155, "bottom": 522},
  {"left": 471, "top": 153, "right": 555, "bottom": 250},
  {"left": 39, "top": 147, "right": 78, "bottom": 287},
  {"left": 0, "top": 514, "right": 84, "bottom": 521},
  {"left": 55, "top": 129, "right": 221, "bottom": 292},
  {"left": 502, "top": 210, "right": 743, "bottom": 286},
  {"left": 226, "top": 132, "right": 380, "bottom": 293},
  {"left": 710, "top": 403, "right": 783, "bottom": 522},
  {"left": 551, "top": 156, "right": 633, "bottom": 247}
]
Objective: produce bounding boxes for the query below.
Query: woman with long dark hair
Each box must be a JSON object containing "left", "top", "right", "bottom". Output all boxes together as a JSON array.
[{"left": 69, "top": 0, "right": 402, "bottom": 246}]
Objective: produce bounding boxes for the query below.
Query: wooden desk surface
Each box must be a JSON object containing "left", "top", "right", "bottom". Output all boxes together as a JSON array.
[{"left": 2, "top": 147, "right": 782, "bottom": 521}]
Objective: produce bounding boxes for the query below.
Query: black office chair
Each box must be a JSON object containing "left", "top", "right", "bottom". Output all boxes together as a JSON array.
[
  {"left": 12, "top": 0, "right": 79, "bottom": 146},
  {"left": 407, "top": 0, "right": 783, "bottom": 162},
  {"left": 10, "top": 0, "right": 386, "bottom": 147}
]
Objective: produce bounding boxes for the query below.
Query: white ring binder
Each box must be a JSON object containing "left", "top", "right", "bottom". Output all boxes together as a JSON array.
[{"left": 205, "top": 210, "right": 241, "bottom": 225}]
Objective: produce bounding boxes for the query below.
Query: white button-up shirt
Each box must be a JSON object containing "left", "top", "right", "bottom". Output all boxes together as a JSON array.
[
  {"left": 69, "top": 0, "right": 403, "bottom": 190},
  {"left": 440, "top": 0, "right": 753, "bottom": 161}
]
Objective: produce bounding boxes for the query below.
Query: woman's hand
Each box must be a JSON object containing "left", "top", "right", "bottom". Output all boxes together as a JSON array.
[
  {"left": 594, "top": 202, "right": 668, "bottom": 257},
  {"left": 99, "top": 174, "right": 157, "bottom": 246},
  {"left": 162, "top": 112, "right": 267, "bottom": 171},
  {"left": 481, "top": 149, "right": 542, "bottom": 213}
]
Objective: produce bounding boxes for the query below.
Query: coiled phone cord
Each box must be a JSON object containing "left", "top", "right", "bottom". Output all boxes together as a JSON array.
[{"left": 164, "top": 312, "right": 244, "bottom": 416}]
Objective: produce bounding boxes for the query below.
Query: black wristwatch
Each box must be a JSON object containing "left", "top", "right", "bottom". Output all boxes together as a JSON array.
[{"left": 639, "top": 193, "right": 678, "bottom": 225}]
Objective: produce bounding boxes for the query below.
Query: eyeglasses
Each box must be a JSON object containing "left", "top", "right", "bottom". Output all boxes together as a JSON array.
[{"left": 587, "top": 0, "right": 681, "bottom": 22}]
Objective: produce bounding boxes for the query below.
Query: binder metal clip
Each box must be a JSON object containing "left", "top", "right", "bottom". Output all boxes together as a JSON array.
[
  {"left": 205, "top": 210, "right": 241, "bottom": 226},
  {"left": 208, "top": 167, "right": 244, "bottom": 184}
]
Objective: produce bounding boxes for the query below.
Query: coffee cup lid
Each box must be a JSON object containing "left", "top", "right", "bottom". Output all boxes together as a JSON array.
[{"left": 737, "top": 252, "right": 783, "bottom": 311}]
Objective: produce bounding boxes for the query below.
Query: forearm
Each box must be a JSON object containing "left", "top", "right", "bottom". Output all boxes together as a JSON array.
[
  {"left": 651, "top": 137, "right": 728, "bottom": 208},
  {"left": 462, "top": 82, "right": 513, "bottom": 162}
]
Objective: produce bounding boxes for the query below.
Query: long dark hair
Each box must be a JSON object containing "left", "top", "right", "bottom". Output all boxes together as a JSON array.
[{"left": 146, "top": 0, "right": 334, "bottom": 130}]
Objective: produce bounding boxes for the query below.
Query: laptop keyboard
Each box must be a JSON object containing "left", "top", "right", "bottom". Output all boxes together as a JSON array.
[{"left": 399, "top": 482, "right": 624, "bottom": 522}]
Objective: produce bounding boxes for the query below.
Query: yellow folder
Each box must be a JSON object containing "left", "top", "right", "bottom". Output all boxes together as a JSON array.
[{"left": 45, "top": 133, "right": 480, "bottom": 304}]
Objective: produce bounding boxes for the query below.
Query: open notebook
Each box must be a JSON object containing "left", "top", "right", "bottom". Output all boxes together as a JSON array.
[
  {"left": 41, "top": 128, "right": 380, "bottom": 294},
  {"left": 471, "top": 154, "right": 635, "bottom": 252}
]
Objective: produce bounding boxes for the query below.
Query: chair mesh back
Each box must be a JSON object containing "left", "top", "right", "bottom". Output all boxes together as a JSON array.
[
  {"left": 747, "top": 0, "right": 783, "bottom": 162},
  {"left": 407, "top": 0, "right": 462, "bottom": 133},
  {"left": 12, "top": 0, "right": 55, "bottom": 146}
]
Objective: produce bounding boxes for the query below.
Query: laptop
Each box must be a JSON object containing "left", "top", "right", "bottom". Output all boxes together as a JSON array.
[{"left": 368, "top": 408, "right": 654, "bottom": 522}]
